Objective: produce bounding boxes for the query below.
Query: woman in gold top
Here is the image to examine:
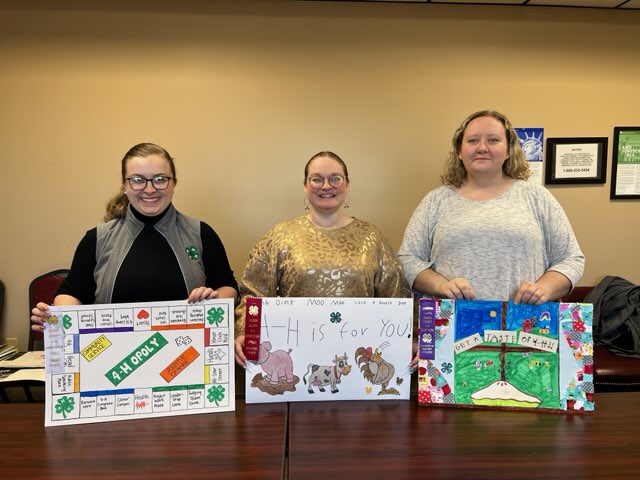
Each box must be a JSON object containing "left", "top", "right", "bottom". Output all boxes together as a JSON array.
[{"left": 234, "top": 151, "right": 411, "bottom": 366}]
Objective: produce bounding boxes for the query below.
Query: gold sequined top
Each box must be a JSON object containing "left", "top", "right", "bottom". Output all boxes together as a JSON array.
[{"left": 235, "top": 216, "right": 411, "bottom": 336}]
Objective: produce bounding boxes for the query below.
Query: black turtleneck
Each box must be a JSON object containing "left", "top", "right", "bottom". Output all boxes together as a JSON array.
[{"left": 57, "top": 205, "right": 238, "bottom": 304}]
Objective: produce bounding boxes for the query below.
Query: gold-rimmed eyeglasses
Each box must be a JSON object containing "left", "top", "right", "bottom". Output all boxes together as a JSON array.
[{"left": 306, "top": 174, "right": 347, "bottom": 189}]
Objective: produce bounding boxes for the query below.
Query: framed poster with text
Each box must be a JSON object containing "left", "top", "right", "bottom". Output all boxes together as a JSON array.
[
  {"left": 611, "top": 127, "right": 640, "bottom": 199},
  {"left": 545, "top": 137, "right": 607, "bottom": 185}
]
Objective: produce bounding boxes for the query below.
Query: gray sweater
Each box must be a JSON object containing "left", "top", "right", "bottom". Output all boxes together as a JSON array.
[{"left": 398, "top": 181, "right": 585, "bottom": 301}]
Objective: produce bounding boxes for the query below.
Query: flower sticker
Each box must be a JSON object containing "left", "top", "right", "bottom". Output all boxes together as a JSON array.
[
  {"left": 185, "top": 245, "right": 200, "bottom": 261},
  {"left": 248, "top": 305, "right": 259, "bottom": 316}
]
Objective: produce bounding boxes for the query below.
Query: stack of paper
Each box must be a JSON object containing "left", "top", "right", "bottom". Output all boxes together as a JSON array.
[
  {"left": 0, "top": 350, "right": 45, "bottom": 368},
  {"left": 0, "top": 344, "right": 19, "bottom": 361}
]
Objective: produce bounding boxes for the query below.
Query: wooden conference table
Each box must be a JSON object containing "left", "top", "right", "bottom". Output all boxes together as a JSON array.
[
  {"left": 0, "top": 401, "right": 287, "bottom": 479},
  {"left": 2, "top": 393, "right": 640, "bottom": 479},
  {"left": 289, "top": 393, "right": 640, "bottom": 480}
]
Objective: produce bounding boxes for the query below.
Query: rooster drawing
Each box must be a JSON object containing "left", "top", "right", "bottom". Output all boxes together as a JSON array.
[{"left": 355, "top": 342, "right": 400, "bottom": 396}]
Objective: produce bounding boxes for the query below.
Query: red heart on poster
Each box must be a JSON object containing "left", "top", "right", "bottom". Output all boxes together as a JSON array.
[{"left": 137, "top": 309, "right": 150, "bottom": 319}]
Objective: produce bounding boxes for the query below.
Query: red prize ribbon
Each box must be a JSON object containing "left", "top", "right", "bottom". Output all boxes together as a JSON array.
[{"left": 244, "top": 297, "right": 262, "bottom": 361}]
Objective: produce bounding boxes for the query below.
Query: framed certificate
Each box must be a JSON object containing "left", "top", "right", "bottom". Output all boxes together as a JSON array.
[
  {"left": 545, "top": 137, "right": 607, "bottom": 185},
  {"left": 610, "top": 127, "right": 640, "bottom": 200}
]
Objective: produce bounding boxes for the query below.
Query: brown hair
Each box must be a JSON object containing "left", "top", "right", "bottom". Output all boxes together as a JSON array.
[
  {"left": 104, "top": 143, "right": 177, "bottom": 221},
  {"left": 441, "top": 110, "right": 530, "bottom": 187},
  {"left": 304, "top": 151, "right": 350, "bottom": 183}
]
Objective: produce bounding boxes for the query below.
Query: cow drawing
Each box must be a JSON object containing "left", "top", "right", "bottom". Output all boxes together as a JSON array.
[{"left": 303, "top": 353, "right": 352, "bottom": 394}]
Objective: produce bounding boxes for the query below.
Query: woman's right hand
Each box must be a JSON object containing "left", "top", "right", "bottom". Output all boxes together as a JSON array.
[
  {"left": 31, "top": 302, "right": 51, "bottom": 332},
  {"left": 234, "top": 335, "right": 247, "bottom": 368},
  {"left": 437, "top": 277, "right": 476, "bottom": 300}
]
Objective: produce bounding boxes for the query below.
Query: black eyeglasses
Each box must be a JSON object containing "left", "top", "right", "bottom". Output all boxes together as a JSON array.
[
  {"left": 126, "top": 175, "right": 173, "bottom": 191},
  {"left": 306, "top": 174, "right": 347, "bottom": 189}
]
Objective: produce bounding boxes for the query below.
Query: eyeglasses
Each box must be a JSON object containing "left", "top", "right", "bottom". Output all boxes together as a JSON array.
[
  {"left": 126, "top": 175, "right": 173, "bottom": 191},
  {"left": 306, "top": 174, "right": 347, "bottom": 189}
]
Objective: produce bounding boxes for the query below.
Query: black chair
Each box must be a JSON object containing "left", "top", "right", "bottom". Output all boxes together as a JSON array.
[
  {"left": 1, "top": 278, "right": 39, "bottom": 402},
  {"left": 0, "top": 270, "right": 69, "bottom": 402}
]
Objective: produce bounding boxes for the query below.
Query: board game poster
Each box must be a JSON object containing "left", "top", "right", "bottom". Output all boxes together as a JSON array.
[{"left": 43, "top": 298, "right": 234, "bottom": 426}]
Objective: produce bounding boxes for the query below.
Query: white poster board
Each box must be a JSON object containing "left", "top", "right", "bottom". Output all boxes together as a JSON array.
[
  {"left": 43, "top": 298, "right": 235, "bottom": 426},
  {"left": 244, "top": 297, "right": 413, "bottom": 403}
]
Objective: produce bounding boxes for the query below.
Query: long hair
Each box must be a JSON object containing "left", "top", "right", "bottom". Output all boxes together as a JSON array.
[
  {"left": 104, "top": 143, "right": 177, "bottom": 221},
  {"left": 441, "top": 110, "right": 530, "bottom": 187}
]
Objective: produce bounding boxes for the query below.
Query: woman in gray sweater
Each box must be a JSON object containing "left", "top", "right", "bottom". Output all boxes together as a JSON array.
[{"left": 399, "top": 110, "right": 584, "bottom": 305}]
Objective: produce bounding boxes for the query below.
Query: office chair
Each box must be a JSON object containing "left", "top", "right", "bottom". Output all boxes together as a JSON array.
[
  {"left": 1, "top": 277, "right": 42, "bottom": 402},
  {"left": 0, "top": 269, "right": 69, "bottom": 402}
]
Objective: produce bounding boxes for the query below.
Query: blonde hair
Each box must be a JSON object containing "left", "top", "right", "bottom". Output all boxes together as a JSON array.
[
  {"left": 104, "top": 143, "right": 177, "bottom": 221},
  {"left": 441, "top": 110, "right": 530, "bottom": 187}
]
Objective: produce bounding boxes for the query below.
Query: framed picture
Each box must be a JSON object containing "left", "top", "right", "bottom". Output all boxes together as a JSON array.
[
  {"left": 610, "top": 127, "right": 640, "bottom": 200},
  {"left": 545, "top": 137, "right": 607, "bottom": 185}
]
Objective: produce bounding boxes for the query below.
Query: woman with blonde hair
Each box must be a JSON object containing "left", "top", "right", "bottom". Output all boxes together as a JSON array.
[{"left": 399, "top": 110, "right": 584, "bottom": 305}]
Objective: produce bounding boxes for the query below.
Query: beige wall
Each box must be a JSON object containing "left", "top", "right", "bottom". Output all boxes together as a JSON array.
[{"left": 1, "top": 0, "right": 639, "bottom": 350}]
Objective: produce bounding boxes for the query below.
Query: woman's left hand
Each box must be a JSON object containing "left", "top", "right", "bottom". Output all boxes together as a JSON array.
[
  {"left": 514, "top": 281, "right": 551, "bottom": 305},
  {"left": 187, "top": 287, "right": 219, "bottom": 303}
]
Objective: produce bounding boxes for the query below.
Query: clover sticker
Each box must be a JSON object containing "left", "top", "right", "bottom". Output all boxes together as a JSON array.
[
  {"left": 208, "top": 385, "right": 226, "bottom": 406},
  {"left": 441, "top": 362, "right": 453, "bottom": 374},
  {"left": 207, "top": 307, "right": 225, "bottom": 326},
  {"left": 63, "top": 314, "right": 72, "bottom": 329},
  {"left": 55, "top": 396, "right": 75, "bottom": 419},
  {"left": 330, "top": 312, "right": 342, "bottom": 324},
  {"left": 248, "top": 305, "right": 259, "bottom": 316}
]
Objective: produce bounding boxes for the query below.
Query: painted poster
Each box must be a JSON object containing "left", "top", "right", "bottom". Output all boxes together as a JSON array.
[
  {"left": 417, "top": 298, "right": 594, "bottom": 413},
  {"left": 43, "top": 298, "right": 235, "bottom": 426},
  {"left": 516, "top": 127, "right": 544, "bottom": 185},
  {"left": 244, "top": 297, "right": 414, "bottom": 403}
]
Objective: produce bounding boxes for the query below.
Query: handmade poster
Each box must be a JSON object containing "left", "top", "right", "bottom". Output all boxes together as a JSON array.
[
  {"left": 43, "top": 298, "right": 235, "bottom": 426},
  {"left": 244, "top": 297, "right": 413, "bottom": 403},
  {"left": 417, "top": 298, "right": 594, "bottom": 413}
]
